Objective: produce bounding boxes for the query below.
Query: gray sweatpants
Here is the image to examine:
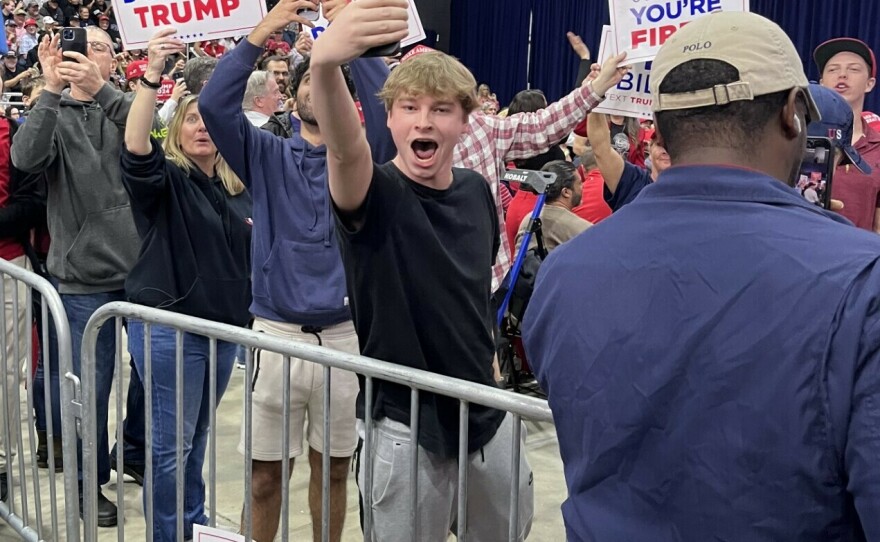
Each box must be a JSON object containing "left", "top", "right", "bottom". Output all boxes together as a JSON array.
[{"left": 357, "top": 413, "right": 534, "bottom": 541}]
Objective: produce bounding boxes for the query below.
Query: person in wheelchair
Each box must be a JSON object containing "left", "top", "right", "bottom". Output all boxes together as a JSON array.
[
  {"left": 513, "top": 160, "right": 592, "bottom": 254},
  {"left": 496, "top": 161, "right": 592, "bottom": 394}
]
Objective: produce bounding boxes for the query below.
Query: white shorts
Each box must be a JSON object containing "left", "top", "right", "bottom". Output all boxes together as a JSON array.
[{"left": 239, "top": 317, "right": 360, "bottom": 460}]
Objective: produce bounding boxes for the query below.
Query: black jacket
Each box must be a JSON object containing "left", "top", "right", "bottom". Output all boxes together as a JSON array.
[
  {"left": 120, "top": 139, "right": 253, "bottom": 326},
  {"left": 261, "top": 112, "right": 294, "bottom": 139}
]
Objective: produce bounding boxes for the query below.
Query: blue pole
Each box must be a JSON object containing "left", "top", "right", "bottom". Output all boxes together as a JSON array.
[{"left": 497, "top": 193, "right": 546, "bottom": 326}]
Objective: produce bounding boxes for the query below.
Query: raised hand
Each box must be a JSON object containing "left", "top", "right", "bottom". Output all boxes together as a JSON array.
[
  {"left": 311, "top": 0, "right": 408, "bottom": 66},
  {"left": 169, "top": 80, "right": 188, "bottom": 102},
  {"left": 37, "top": 34, "right": 64, "bottom": 93},
  {"left": 294, "top": 29, "right": 313, "bottom": 55},
  {"left": 143, "top": 28, "right": 186, "bottom": 82},
  {"left": 567, "top": 31, "right": 590, "bottom": 60},
  {"left": 592, "top": 52, "right": 630, "bottom": 96},
  {"left": 250, "top": 0, "right": 318, "bottom": 47}
]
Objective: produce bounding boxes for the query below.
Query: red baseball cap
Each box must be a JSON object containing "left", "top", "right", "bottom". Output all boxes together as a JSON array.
[
  {"left": 814, "top": 38, "right": 877, "bottom": 79},
  {"left": 23, "top": 18, "right": 36, "bottom": 27},
  {"left": 125, "top": 60, "right": 147, "bottom": 81}
]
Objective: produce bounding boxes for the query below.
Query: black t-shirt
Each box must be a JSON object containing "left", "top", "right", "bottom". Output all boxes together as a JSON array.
[
  {"left": 514, "top": 142, "right": 566, "bottom": 172},
  {"left": 1, "top": 64, "right": 22, "bottom": 92},
  {"left": 609, "top": 122, "right": 632, "bottom": 158},
  {"left": 62, "top": 5, "right": 78, "bottom": 24},
  {"left": 335, "top": 162, "right": 505, "bottom": 458},
  {"left": 39, "top": 4, "right": 64, "bottom": 22}
]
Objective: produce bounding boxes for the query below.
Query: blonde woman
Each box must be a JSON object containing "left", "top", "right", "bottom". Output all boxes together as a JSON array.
[{"left": 120, "top": 28, "right": 252, "bottom": 542}]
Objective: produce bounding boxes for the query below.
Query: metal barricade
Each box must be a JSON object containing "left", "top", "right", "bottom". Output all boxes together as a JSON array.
[
  {"left": 0, "top": 257, "right": 80, "bottom": 542},
  {"left": 1, "top": 92, "right": 25, "bottom": 109},
  {"left": 80, "top": 301, "right": 554, "bottom": 542}
]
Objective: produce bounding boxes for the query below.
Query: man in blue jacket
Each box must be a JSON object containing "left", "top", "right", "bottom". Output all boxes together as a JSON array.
[
  {"left": 524, "top": 12, "right": 880, "bottom": 541},
  {"left": 199, "top": 1, "right": 392, "bottom": 540}
]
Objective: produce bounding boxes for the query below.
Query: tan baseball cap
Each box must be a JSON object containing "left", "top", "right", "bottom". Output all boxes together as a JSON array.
[{"left": 650, "top": 11, "right": 820, "bottom": 122}]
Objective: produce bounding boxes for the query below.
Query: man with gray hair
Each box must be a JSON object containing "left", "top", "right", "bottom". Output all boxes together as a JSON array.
[
  {"left": 11, "top": 26, "right": 142, "bottom": 527},
  {"left": 182, "top": 55, "right": 217, "bottom": 94},
  {"left": 243, "top": 70, "right": 283, "bottom": 127},
  {"left": 525, "top": 11, "right": 880, "bottom": 541}
]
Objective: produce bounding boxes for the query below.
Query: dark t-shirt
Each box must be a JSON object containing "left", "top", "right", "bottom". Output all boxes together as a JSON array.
[
  {"left": 605, "top": 161, "right": 652, "bottom": 212},
  {"left": 335, "top": 161, "right": 505, "bottom": 458},
  {"left": 514, "top": 142, "right": 566, "bottom": 171},
  {"left": 62, "top": 5, "right": 78, "bottom": 24},
  {"left": 1, "top": 64, "right": 22, "bottom": 92}
]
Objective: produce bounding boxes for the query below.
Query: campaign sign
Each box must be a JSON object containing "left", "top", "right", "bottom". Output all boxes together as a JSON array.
[
  {"left": 608, "top": 0, "right": 750, "bottom": 64},
  {"left": 115, "top": 0, "right": 265, "bottom": 49},
  {"left": 309, "top": 0, "right": 426, "bottom": 47},
  {"left": 193, "top": 525, "right": 245, "bottom": 542},
  {"left": 593, "top": 26, "right": 653, "bottom": 120}
]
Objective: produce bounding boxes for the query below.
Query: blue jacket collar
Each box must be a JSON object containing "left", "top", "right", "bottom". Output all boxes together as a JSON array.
[{"left": 639, "top": 164, "right": 852, "bottom": 226}]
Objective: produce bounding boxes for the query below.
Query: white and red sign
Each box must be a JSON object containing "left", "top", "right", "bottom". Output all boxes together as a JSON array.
[
  {"left": 309, "top": 0, "right": 426, "bottom": 48},
  {"left": 608, "top": 0, "right": 750, "bottom": 64},
  {"left": 115, "top": 0, "right": 267, "bottom": 50},
  {"left": 593, "top": 26, "right": 653, "bottom": 120}
]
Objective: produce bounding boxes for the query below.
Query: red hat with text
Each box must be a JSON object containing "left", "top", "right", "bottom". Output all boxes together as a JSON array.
[{"left": 125, "top": 60, "right": 147, "bottom": 81}]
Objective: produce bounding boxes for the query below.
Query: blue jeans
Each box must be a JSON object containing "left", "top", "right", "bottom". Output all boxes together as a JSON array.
[
  {"left": 110, "top": 359, "right": 147, "bottom": 466},
  {"left": 32, "top": 289, "right": 54, "bottom": 434},
  {"left": 33, "top": 306, "right": 147, "bottom": 460},
  {"left": 60, "top": 290, "right": 141, "bottom": 486},
  {"left": 127, "top": 321, "right": 236, "bottom": 542}
]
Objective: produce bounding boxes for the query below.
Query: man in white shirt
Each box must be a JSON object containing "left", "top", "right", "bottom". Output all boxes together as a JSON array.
[{"left": 243, "top": 70, "right": 283, "bottom": 127}]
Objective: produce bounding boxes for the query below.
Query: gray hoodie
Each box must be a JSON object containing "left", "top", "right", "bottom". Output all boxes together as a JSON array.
[{"left": 11, "top": 83, "right": 139, "bottom": 294}]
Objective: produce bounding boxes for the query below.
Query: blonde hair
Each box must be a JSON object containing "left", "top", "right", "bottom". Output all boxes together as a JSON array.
[
  {"left": 163, "top": 95, "right": 245, "bottom": 196},
  {"left": 377, "top": 52, "right": 478, "bottom": 116}
]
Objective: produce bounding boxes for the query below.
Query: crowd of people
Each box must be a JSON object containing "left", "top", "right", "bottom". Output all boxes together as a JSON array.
[{"left": 0, "top": 0, "right": 878, "bottom": 540}]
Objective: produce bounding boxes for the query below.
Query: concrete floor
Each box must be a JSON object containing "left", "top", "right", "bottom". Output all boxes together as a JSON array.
[{"left": 0, "top": 364, "right": 567, "bottom": 542}]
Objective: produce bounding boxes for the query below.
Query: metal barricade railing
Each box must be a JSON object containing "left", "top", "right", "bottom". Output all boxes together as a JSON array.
[
  {"left": 0, "top": 257, "right": 80, "bottom": 542},
  {"left": 1, "top": 92, "right": 25, "bottom": 110},
  {"left": 80, "top": 301, "right": 553, "bottom": 542}
]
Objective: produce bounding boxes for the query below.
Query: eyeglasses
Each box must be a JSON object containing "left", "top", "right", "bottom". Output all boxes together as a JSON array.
[{"left": 88, "top": 41, "right": 111, "bottom": 53}]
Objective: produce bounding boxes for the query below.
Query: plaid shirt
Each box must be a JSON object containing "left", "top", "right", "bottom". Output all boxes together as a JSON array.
[{"left": 453, "top": 83, "right": 603, "bottom": 291}]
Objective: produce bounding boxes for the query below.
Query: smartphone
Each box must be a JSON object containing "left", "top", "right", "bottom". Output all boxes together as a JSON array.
[
  {"left": 61, "top": 27, "right": 87, "bottom": 62},
  {"left": 796, "top": 137, "right": 835, "bottom": 210},
  {"left": 362, "top": 42, "right": 401, "bottom": 58},
  {"left": 296, "top": 6, "right": 319, "bottom": 21}
]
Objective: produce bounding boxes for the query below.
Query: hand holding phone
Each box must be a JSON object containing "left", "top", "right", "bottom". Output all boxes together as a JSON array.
[
  {"left": 309, "top": 0, "right": 407, "bottom": 65},
  {"left": 60, "top": 27, "right": 87, "bottom": 62},
  {"left": 796, "top": 137, "right": 835, "bottom": 210},
  {"left": 355, "top": 0, "right": 404, "bottom": 58}
]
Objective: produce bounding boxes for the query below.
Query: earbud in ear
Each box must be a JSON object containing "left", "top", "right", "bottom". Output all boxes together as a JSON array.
[{"left": 794, "top": 115, "right": 802, "bottom": 134}]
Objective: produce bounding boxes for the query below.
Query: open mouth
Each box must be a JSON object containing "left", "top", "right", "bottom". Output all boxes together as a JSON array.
[
  {"left": 412, "top": 139, "right": 438, "bottom": 162},
  {"left": 836, "top": 83, "right": 849, "bottom": 91}
]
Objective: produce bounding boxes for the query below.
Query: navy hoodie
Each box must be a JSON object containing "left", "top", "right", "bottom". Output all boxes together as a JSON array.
[
  {"left": 200, "top": 41, "right": 393, "bottom": 326},
  {"left": 121, "top": 140, "right": 253, "bottom": 327}
]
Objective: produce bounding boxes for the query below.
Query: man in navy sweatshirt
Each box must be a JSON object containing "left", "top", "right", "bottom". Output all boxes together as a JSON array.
[{"left": 199, "top": 0, "right": 393, "bottom": 540}]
